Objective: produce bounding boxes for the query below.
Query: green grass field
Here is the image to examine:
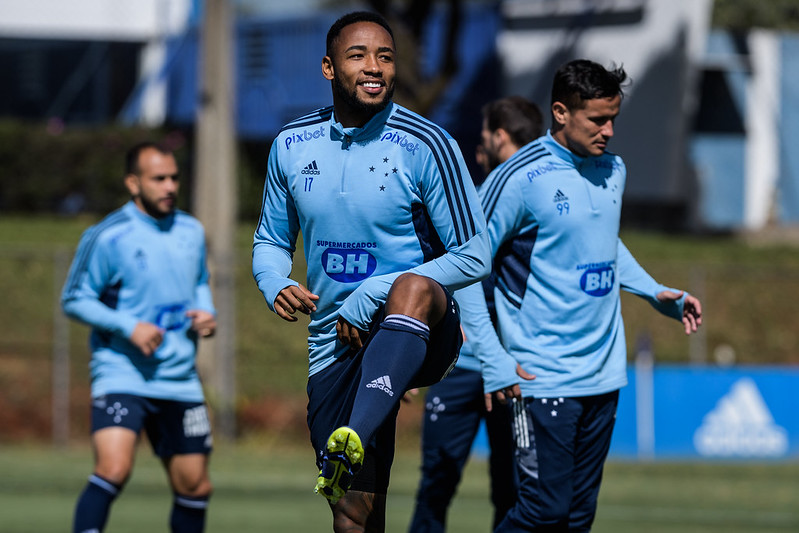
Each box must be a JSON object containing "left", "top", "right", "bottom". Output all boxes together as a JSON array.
[{"left": 1, "top": 443, "right": 798, "bottom": 532}]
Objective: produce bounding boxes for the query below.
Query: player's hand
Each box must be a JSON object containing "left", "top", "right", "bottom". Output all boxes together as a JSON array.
[
  {"left": 274, "top": 284, "right": 319, "bottom": 322},
  {"left": 484, "top": 364, "right": 535, "bottom": 412},
  {"left": 130, "top": 322, "right": 164, "bottom": 357},
  {"left": 187, "top": 310, "right": 216, "bottom": 338},
  {"left": 657, "top": 290, "right": 703, "bottom": 335},
  {"left": 336, "top": 316, "right": 367, "bottom": 351}
]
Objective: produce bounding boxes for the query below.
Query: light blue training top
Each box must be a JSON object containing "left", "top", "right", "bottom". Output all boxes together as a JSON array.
[
  {"left": 252, "top": 102, "right": 490, "bottom": 377},
  {"left": 457, "top": 131, "right": 686, "bottom": 398},
  {"left": 61, "top": 201, "right": 215, "bottom": 401}
]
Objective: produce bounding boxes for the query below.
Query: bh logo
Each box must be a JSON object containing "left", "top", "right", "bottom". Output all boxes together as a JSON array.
[
  {"left": 322, "top": 248, "right": 377, "bottom": 282},
  {"left": 155, "top": 303, "right": 189, "bottom": 330},
  {"left": 580, "top": 266, "right": 614, "bottom": 296}
]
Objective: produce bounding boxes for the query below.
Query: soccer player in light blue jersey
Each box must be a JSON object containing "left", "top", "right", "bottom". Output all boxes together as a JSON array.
[
  {"left": 251, "top": 11, "right": 490, "bottom": 533},
  {"left": 457, "top": 60, "right": 703, "bottom": 532},
  {"left": 409, "top": 96, "right": 543, "bottom": 533},
  {"left": 62, "top": 142, "right": 216, "bottom": 533}
]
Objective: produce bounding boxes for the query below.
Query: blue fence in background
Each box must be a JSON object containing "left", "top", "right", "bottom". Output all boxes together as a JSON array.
[{"left": 473, "top": 365, "right": 799, "bottom": 460}]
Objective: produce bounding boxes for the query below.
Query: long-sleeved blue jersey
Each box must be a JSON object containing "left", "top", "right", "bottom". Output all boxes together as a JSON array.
[
  {"left": 252, "top": 102, "right": 490, "bottom": 376},
  {"left": 458, "top": 131, "right": 686, "bottom": 398},
  {"left": 61, "top": 201, "right": 215, "bottom": 401}
]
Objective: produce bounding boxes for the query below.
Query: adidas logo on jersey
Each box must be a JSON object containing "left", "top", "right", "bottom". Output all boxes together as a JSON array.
[
  {"left": 366, "top": 375, "right": 394, "bottom": 397},
  {"left": 553, "top": 189, "right": 568, "bottom": 203},
  {"left": 302, "top": 160, "right": 320, "bottom": 175}
]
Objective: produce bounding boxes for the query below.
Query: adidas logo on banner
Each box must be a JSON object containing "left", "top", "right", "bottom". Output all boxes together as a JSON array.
[
  {"left": 693, "top": 377, "right": 788, "bottom": 457},
  {"left": 301, "top": 160, "right": 320, "bottom": 175},
  {"left": 367, "top": 375, "right": 394, "bottom": 397},
  {"left": 553, "top": 189, "right": 568, "bottom": 203}
]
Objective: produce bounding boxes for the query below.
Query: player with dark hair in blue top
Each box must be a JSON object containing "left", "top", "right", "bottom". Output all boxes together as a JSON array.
[
  {"left": 251, "top": 11, "right": 490, "bottom": 533},
  {"left": 62, "top": 142, "right": 217, "bottom": 533},
  {"left": 457, "top": 60, "right": 703, "bottom": 532}
]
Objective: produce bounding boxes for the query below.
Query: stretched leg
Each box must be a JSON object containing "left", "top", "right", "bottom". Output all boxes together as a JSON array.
[
  {"left": 347, "top": 273, "right": 449, "bottom": 442},
  {"left": 73, "top": 426, "right": 137, "bottom": 533},
  {"left": 318, "top": 274, "right": 460, "bottom": 531}
]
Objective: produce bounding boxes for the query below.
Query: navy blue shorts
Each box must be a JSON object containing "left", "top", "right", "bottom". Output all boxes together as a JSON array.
[
  {"left": 91, "top": 394, "right": 213, "bottom": 458},
  {"left": 496, "top": 391, "right": 619, "bottom": 532},
  {"left": 307, "top": 286, "right": 462, "bottom": 494}
]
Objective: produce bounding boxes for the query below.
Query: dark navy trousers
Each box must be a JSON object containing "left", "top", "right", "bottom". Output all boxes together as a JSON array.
[
  {"left": 495, "top": 390, "right": 619, "bottom": 532},
  {"left": 409, "top": 367, "right": 517, "bottom": 532}
]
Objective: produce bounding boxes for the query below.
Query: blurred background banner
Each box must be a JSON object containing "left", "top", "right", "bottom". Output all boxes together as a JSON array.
[{"left": 614, "top": 365, "right": 799, "bottom": 459}]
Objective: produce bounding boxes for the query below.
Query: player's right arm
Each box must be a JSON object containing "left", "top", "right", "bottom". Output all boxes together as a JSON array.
[
  {"left": 252, "top": 138, "right": 311, "bottom": 319},
  {"left": 60, "top": 225, "right": 142, "bottom": 341}
]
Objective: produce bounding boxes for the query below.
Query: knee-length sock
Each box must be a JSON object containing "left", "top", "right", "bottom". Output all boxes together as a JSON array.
[
  {"left": 73, "top": 473, "right": 121, "bottom": 533},
  {"left": 170, "top": 492, "right": 209, "bottom": 533},
  {"left": 348, "top": 314, "right": 430, "bottom": 444}
]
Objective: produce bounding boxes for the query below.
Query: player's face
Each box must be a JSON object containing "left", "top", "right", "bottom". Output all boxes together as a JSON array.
[
  {"left": 323, "top": 21, "right": 396, "bottom": 126},
  {"left": 552, "top": 95, "right": 620, "bottom": 158},
  {"left": 125, "top": 148, "right": 179, "bottom": 219}
]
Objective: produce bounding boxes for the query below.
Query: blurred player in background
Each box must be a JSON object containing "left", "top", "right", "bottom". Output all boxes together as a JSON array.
[
  {"left": 408, "top": 96, "right": 543, "bottom": 532},
  {"left": 251, "top": 10, "right": 490, "bottom": 533},
  {"left": 458, "top": 59, "right": 703, "bottom": 532},
  {"left": 62, "top": 142, "right": 216, "bottom": 533}
]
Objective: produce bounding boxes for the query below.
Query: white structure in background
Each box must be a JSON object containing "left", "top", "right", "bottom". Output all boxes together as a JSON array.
[
  {"left": 744, "top": 32, "right": 780, "bottom": 230},
  {"left": 498, "top": 0, "right": 713, "bottom": 224},
  {"left": 0, "top": 0, "right": 193, "bottom": 125}
]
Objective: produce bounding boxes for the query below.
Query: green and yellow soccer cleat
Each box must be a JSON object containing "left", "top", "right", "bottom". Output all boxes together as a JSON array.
[{"left": 314, "top": 426, "right": 364, "bottom": 505}]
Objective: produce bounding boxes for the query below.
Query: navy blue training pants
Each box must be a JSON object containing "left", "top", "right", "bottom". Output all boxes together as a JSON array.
[{"left": 495, "top": 391, "right": 619, "bottom": 532}]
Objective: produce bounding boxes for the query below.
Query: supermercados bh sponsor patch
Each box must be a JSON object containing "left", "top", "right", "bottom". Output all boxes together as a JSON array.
[
  {"left": 577, "top": 260, "right": 615, "bottom": 297},
  {"left": 319, "top": 240, "right": 378, "bottom": 283}
]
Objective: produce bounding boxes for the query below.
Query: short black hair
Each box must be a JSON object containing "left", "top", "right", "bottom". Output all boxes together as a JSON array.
[
  {"left": 551, "top": 59, "right": 628, "bottom": 110},
  {"left": 482, "top": 96, "right": 543, "bottom": 147},
  {"left": 125, "top": 142, "right": 172, "bottom": 176},
  {"left": 326, "top": 11, "right": 395, "bottom": 57}
]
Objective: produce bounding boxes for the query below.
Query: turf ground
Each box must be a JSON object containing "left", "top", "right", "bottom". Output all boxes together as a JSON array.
[{"left": 2, "top": 443, "right": 797, "bottom": 532}]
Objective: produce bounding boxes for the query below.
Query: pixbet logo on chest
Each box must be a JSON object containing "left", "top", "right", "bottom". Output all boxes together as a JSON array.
[
  {"left": 285, "top": 125, "right": 325, "bottom": 150},
  {"left": 380, "top": 131, "right": 420, "bottom": 155}
]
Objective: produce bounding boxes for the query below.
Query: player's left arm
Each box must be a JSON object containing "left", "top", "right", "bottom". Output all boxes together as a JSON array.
[{"left": 617, "top": 238, "right": 702, "bottom": 334}]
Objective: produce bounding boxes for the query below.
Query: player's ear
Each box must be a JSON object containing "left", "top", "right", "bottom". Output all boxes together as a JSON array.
[
  {"left": 322, "top": 55, "right": 335, "bottom": 81},
  {"left": 494, "top": 128, "right": 511, "bottom": 148},
  {"left": 124, "top": 173, "right": 140, "bottom": 197},
  {"left": 551, "top": 101, "right": 568, "bottom": 126}
]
